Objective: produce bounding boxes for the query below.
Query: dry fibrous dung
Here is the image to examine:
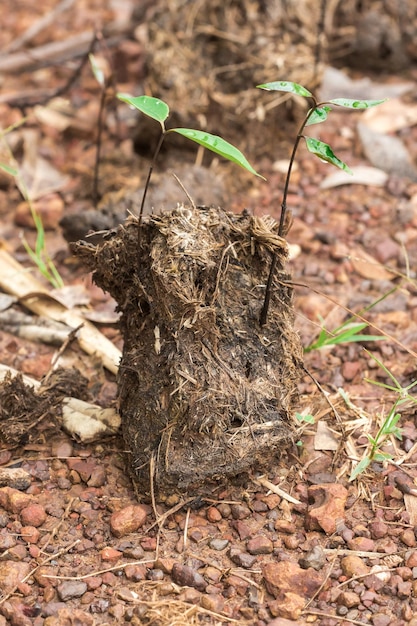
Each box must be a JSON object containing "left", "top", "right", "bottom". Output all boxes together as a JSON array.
[{"left": 73, "top": 205, "right": 303, "bottom": 497}]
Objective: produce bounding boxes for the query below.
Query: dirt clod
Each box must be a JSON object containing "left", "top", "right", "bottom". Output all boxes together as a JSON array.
[{"left": 73, "top": 205, "right": 303, "bottom": 497}]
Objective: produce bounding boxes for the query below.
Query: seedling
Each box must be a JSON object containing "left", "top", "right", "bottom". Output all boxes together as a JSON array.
[
  {"left": 116, "top": 93, "right": 263, "bottom": 234},
  {"left": 0, "top": 122, "right": 64, "bottom": 289},
  {"left": 349, "top": 399, "right": 403, "bottom": 481},
  {"left": 304, "top": 287, "right": 396, "bottom": 352},
  {"left": 304, "top": 319, "right": 384, "bottom": 353},
  {"left": 347, "top": 353, "right": 417, "bottom": 480},
  {"left": 257, "top": 80, "right": 386, "bottom": 325},
  {"left": 364, "top": 350, "right": 417, "bottom": 402},
  {"left": 89, "top": 53, "right": 115, "bottom": 205}
]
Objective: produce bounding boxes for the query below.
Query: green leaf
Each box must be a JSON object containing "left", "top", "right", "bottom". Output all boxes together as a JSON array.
[
  {"left": 117, "top": 94, "right": 169, "bottom": 126},
  {"left": 328, "top": 98, "right": 387, "bottom": 109},
  {"left": 372, "top": 451, "right": 393, "bottom": 462},
  {"left": 295, "top": 412, "right": 315, "bottom": 424},
  {"left": 304, "top": 137, "right": 353, "bottom": 174},
  {"left": 89, "top": 53, "right": 105, "bottom": 87},
  {"left": 350, "top": 456, "right": 371, "bottom": 481},
  {"left": 256, "top": 81, "right": 313, "bottom": 98},
  {"left": 0, "top": 162, "right": 18, "bottom": 176},
  {"left": 170, "top": 128, "right": 265, "bottom": 179},
  {"left": 305, "top": 106, "right": 331, "bottom": 126}
]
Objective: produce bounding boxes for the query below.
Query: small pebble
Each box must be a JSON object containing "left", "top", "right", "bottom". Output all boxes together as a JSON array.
[
  {"left": 172, "top": 563, "right": 207, "bottom": 591},
  {"left": 57, "top": 580, "right": 88, "bottom": 601},
  {"left": 209, "top": 538, "right": 229, "bottom": 551},
  {"left": 246, "top": 535, "right": 273, "bottom": 555}
]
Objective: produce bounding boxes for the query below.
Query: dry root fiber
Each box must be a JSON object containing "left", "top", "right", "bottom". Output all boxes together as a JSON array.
[{"left": 74, "top": 205, "right": 303, "bottom": 498}]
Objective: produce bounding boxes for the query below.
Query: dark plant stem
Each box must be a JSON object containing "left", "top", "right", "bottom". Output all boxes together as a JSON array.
[
  {"left": 137, "top": 131, "right": 165, "bottom": 256},
  {"left": 259, "top": 103, "right": 317, "bottom": 326},
  {"left": 92, "top": 86, "right": 107, "bottom": 206}
]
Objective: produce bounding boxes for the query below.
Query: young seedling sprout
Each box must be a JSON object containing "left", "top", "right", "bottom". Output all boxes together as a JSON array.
[
  {"left": 257, "top": 81, "right": 386, "bottom": 326},
  {"left": 116, "top": 93, "right": 264, "bottom": 252}
]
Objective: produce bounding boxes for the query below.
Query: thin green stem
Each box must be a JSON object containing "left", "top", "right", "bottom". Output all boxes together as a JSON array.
[{"left": 260, "top": 102, "right": 317, "bottom": 326}]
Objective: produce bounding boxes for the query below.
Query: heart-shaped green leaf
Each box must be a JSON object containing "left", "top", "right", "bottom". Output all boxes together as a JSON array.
[
  {"left": 117, "top": 94, "right": 169, "bottom": 126},
  {"left": 170, "top": 128, "right": 265, "bottom": 179},
  {"left": 329, "top": 98, "right": 387, "bottom": 109},
  {"left": 305, "top": 106, "right": 331, "bottom": 126},
  {"left": 257, "top": 81, "right": 312, "bottom": 98},
  {"left": 304, "top": 137, "right": 353, "bottom": 174}
]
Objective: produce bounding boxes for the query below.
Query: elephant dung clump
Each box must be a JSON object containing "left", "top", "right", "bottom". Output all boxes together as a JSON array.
[{"left": 73, "top": 205, "right": 303, "bottom": 499}]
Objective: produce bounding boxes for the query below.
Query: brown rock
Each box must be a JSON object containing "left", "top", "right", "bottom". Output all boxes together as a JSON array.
[
  {"left": 200, "top": 593, "right": 225, "bottom": 614},
  {"left": 172, "top": 563, "right": 207, "bottom": 591},
  {"left": 179, "top": 587, "right": 201, "bottom": 604},
  {"left": 232, "top": 520, "right": 252, "bottom": 540},
  {"left": 109, "top": 504, "right": 148, "bottom": 537},
  {"left": 20, "top": 503, "right": 47, "bottom": 528},
  {"left": 262, "top": 561, "right": 322, "bottom": 599},
  {"left": 405, "top": 550, "right": 417, "bottom": 568},
  {"left": 124, "top": 564, "right": 146, "bottom": 581},
  {"left": 15, "top": 194, "right": 64, "bottom": 230},
  {"left": 369, "top": 519, "right": 388, "bottom": 539},
  {"left": 268, "top": 592, "right": 305, "bottom": 620},
  {"left": 206, "top": 506, "right": 222, "bottom": 522},
  {"left": 141, "top": 536, "right": 157, "bottom": 551},
  {"left": 347, "top": 536, "right": 376, "bottom": 552},
  {"left": 400, "top": 528, "right": 416, "bottom": 547},
  {"left": 1, "top": 599, "right": 33, "bottom": 626},
  {"left": 267, "top": 618, "right": 308, "bottom": 626},
  {"left": 229, "top": 547, "right": 257, "bottom": 569},
  {"left": 224, "top": 574, "right": 249, "bottom": 596},
  {"left": 0, "top": 561, "right": 31, "bottom": 594},
  {"left": 246, "top": 535, "right": 274, "bottom": 555},
  {"left": 306, "top": 483, "right": 348, "bottom": 534},
  {"left": 341, "top": 361, "right": 361, "bottom": 381},
  {"left": 100, "top": 547, "right": 122, "bottom": 561},
  {"left": 33, "top": 566, "right": 57, "bottom": 587},
  {"left": 340, "top": 555, "right": 370, "bottom": 577},
  {"left": 337, "top": 590, "right": 360, "bottom": 608},
  {"left": 44, "top": 608, "right": 94, "bottom": 625},
  {"left": 230, "top": 503, "right": 251, "bottom": 520},
  {"left": 20, "top": 526, "right": 40, "bottom": 544},
  {"left": 154, "top": 557, "right": 177, "bottom": 574},
  {"left": 274, "top": 519, "right": 296, "bottom": 534},
  {"left": 0, "top": 487, "right": 32, "bottom": 513}
]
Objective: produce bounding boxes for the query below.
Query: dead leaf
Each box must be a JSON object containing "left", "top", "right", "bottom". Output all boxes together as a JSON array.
[
  {"left": 320, "top": 166, "right": 388, "bottom": 189},
  {"left": 357, "top": 123, "right": 417, "bottom": 181},
  {"left": 19, "top": 129, "right": 69, "bottom": 199},
  {"left": 350, "top": 247, "right": 395, "bottom": 281},
  {"left": 61, "top": 397, "right": 121, "bottom": 443},
  {"left": 404, "top": 494, "right": 417, "bottom": 525},
  {"left": 319, "top": 67, "right": 413, "bottom": 102},
  {"left": 361, "top": 98, "right": 417, "bottom": 133},
  {"left": 314, "top": 421, "right": 339, "bottom": 451}
]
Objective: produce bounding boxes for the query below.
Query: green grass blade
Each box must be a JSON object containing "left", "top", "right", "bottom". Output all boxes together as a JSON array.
[
  {"left": 117, "top": 94, "right": 169, "bottom": 126},
  {"left": 328, "top": 98, "right": 387, "bottom": 109},
  {"left": 257, "top": 81, "right": 312, "bottom": 97},
  {"left": 170, "top": 128, "right": 265, "bottom": 179},
  {"left": 350, "top": 456, "right": 371, "bottom": 481},
  {"left": 304, "top": 137, "right": 353, "bottom": 174},
  {"left": 364, "top": 350, "right": 402, "bottom": 389},
  {"left": 0, "top": 162, "right": 18, "bottom": 176}
]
